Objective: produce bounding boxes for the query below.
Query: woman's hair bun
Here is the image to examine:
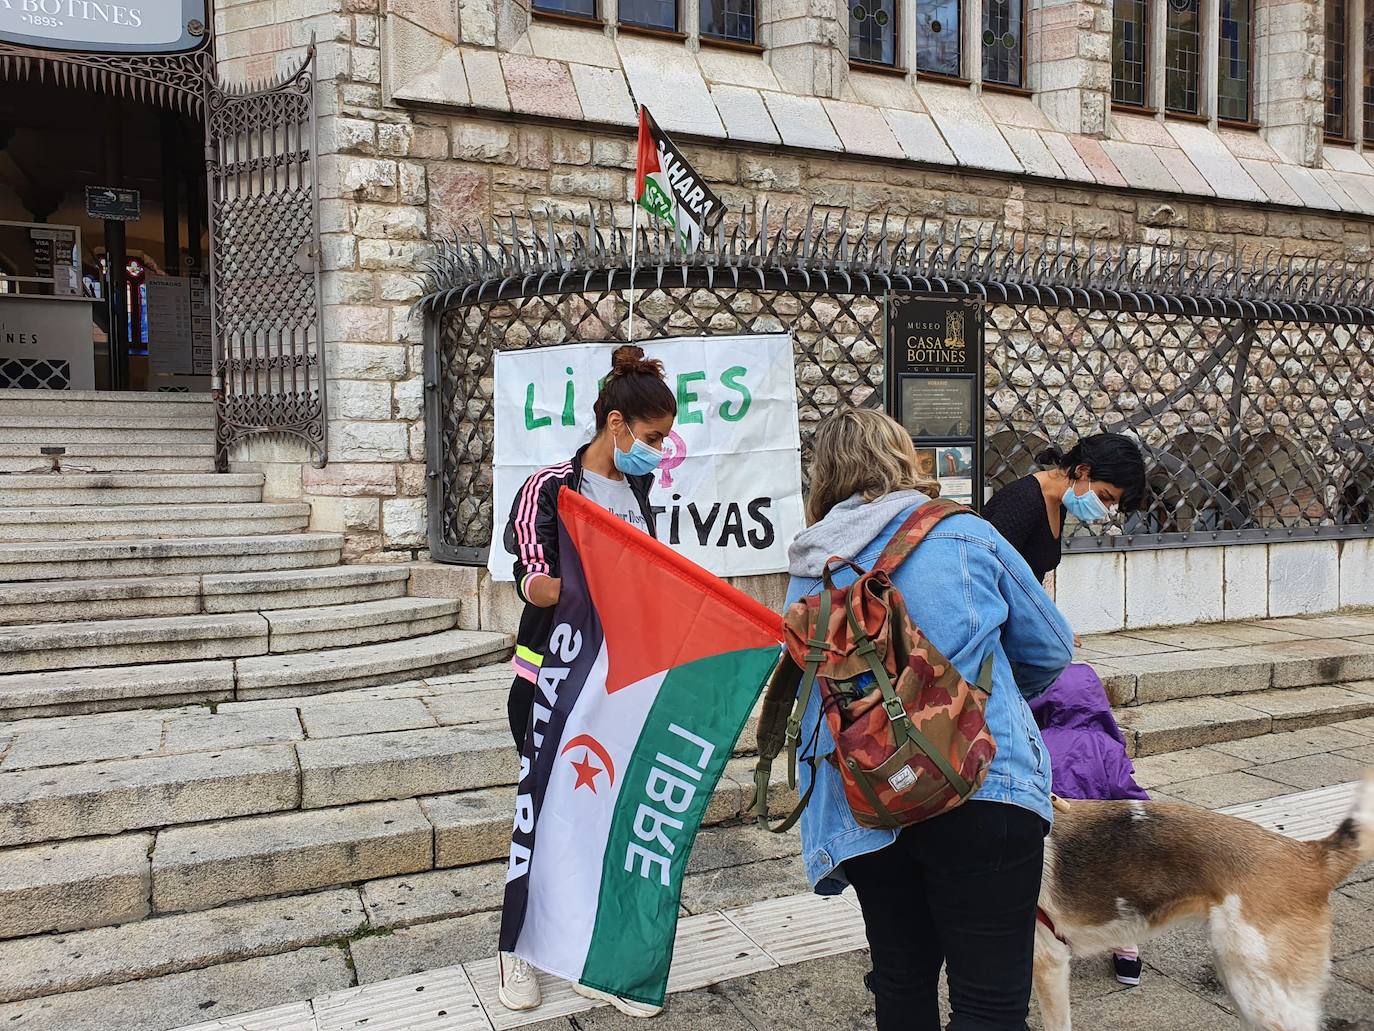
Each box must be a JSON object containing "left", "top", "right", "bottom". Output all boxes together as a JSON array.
[
  {"left": 609, "top": 344, "right": 666, "bottom": 379},
  {"left": 1036, "top": 446, "right": 1065, "bottom": 467}
]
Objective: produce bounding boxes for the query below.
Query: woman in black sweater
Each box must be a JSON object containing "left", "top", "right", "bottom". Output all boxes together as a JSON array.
[
  {"left": 983, "top": 433, "right": 1148, "bottom": 986},
  {"left": 983, "top": 434, "right": 1146, "bottom": 584}
]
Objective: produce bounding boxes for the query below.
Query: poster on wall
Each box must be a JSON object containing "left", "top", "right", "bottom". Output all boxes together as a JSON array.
[
  {"left": 146, "top": 275, "right": 194, "bottom": 375},
  {"left": 488, "top": 334, "right": 804, "bottom": 581}
]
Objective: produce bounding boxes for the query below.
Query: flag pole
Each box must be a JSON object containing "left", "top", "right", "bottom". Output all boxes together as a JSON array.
[{"left": 628, "top": 200, "right": 638, "bottom": 343}]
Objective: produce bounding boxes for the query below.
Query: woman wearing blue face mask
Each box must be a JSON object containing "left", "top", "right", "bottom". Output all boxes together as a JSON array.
[
  {"left": 496, "top": 343, "right": 676, "bottom": 1016},
  {"left": 983, "top": 432, "right": 1148, "bottom": 989},
  {"left": 983, "top": 434, "right": 1145, "bottom": 582}
]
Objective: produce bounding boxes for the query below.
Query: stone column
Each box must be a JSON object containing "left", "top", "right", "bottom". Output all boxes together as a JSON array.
[
  {"left": 1255, "top": 0, "right": 1324, "bottom": 164},
  {"left": 1029, "top": 0, "right": 1112, "bottom": 136},
  {"left": 760, "top": 0, "right": 849, "bottom": 98}
]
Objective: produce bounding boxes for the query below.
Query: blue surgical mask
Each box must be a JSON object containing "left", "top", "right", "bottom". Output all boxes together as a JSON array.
[
  {"left": 613, "top": 429, "right": 663, "bottom": 477},
  {"left": 1063, "top": 478, "right": 1111, "bottom": 522}
]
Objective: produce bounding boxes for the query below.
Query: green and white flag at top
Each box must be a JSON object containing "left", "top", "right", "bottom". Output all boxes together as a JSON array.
[
  {"left": 633, "top": 106, "right": 722, "bottom": 249},
  {"left": 499, "top": 488, "right": 783, "bottom": 1007}
]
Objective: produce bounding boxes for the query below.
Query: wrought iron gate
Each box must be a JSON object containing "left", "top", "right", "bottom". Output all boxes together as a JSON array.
[
  {"left": 417, "top": 209, "right": 1374, "bottom": 566},
  {"left": 206, "top": 51, "right": 326, "bottom": 468}
]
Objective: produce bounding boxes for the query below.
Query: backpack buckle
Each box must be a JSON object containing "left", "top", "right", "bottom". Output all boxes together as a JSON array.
[{"left": 882, "top": 696, "right": 906, "bottom": 723}]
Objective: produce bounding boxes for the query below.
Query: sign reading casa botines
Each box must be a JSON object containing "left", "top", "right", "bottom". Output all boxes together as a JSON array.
[
  {"left": 0, "top": 0, "right": 207, "bottom": 53},
  {"left": 885, "top": 294, "right": 985, "bottom": 509}
]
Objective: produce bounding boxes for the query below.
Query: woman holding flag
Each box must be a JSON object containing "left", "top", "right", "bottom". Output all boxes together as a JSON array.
[{"left": 497, "top": 343, "right": 677, "bottom": 1015}]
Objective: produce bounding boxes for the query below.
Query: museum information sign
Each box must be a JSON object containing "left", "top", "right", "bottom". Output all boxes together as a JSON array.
[{"left": 885, "top": 294, "right": 985, "bottom": 508}]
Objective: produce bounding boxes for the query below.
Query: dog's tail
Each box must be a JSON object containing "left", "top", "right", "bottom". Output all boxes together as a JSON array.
[{"left": 1318, "top": 770, "right": 1374, "bottom": 890}]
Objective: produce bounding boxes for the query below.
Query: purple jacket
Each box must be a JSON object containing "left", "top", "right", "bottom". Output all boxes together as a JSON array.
[{"left": 1029, "top": 663, "right": 1150, "bottom": 802}]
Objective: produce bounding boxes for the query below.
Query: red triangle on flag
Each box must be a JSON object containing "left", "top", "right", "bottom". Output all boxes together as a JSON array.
[
  {"left": 557, "top": 487, "right": 782, "bottom": 694},
  {"left": 633, "top": 107, "right": 661, "bottom": 205}
]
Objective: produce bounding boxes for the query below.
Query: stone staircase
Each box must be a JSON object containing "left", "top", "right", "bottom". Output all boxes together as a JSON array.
[
  {"left": 1081, "top": 615, "right": 1374, "bottom": 757},
  {"left": 0, "top": 391, "right": 1372, "bottom": 1030}
]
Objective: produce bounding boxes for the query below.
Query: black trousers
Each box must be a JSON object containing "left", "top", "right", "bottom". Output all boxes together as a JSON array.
[
  {"left": 843, "top": 800, "right": 1047, "bottom": 1031},
  {"left": 507, "top": 674, "right": 536, "bottom": 750}
]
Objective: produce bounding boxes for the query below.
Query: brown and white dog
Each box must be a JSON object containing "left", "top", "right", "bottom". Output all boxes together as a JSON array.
[{"left": 1033, "top": 772, "right": 1374, "bottom": 1031}]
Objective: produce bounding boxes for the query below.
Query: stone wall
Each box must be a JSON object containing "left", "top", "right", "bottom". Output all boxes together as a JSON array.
[{"left": 209, "top": 0, "right": 1374, "bottom": 619}]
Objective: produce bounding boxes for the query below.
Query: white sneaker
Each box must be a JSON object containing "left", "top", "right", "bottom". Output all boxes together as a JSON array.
[
  {"left": 497, "top": 952, "right": 541, "bottom": 1011},
  {"left": 572, "top": 981, "right": 664, "bottom": 1018}
]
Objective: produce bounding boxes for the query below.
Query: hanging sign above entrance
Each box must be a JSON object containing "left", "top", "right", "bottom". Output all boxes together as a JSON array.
[
  {"left": 85, "top": 186, "right": 140, "bottom": 222},
  {"left": 0, "top": 0, "right": 207, "bottom": 54}
]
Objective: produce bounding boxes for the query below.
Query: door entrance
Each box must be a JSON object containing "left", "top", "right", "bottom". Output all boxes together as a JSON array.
[{"left": 0, "top": 78, "right": 210, "bottom": 391}]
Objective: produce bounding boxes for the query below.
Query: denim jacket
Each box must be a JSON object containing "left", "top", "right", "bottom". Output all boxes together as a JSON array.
[{"left": 785, "top": 498, "right": 1073, "bottom": 894}]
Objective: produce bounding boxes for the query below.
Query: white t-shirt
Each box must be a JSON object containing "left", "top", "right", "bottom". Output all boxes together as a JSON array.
[{"left": 579, "top": 469, "right": 649, "bottom": 533}]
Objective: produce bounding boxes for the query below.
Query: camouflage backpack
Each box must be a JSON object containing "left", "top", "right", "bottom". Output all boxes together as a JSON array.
[{"left": 751, "top": 498, "right": 997, "bottom": 832}]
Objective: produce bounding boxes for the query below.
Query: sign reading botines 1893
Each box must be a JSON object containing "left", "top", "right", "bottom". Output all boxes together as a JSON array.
[
  {"left": 885, "top": 294, "right": 985, "bottom": 510},
  {"left": 0, "top": 0, "right": 207, "bottom": 53}
]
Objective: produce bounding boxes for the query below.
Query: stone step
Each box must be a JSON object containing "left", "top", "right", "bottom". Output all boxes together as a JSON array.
[
  {"left": 0, "top": 415, "right": 215, "bottom": 446},
  {"left": 0, "top": 442, "right": 216, "bottom": 475},
  {"left": 1115, "top": 679, "right": 1374, "bottom": 756},
  {"left": 1082, "top": 618, "right": 1374, "bottom": 706},
  {"left": 0, "top": 502, "right": 311, "bottom": 541},
  {"left": 0, "top": 565, "right": 410, "bottom": 625},
  {"left": 0, "top": 473, "right": 263, "bottom": 507},
  {"left": 0, "top": 388, "right": 212, "bottom": 413},
  {"left": 0, "top": 629, "right": 510, "bottom": 719},
  {"left": 201, "top": 564, "right": 412, "bottom": 615},
  {"left": 0, "top": 755, "right": 794, "bottom": 940},
  {"left": 265, "top": 597, "right": 459, "bottom": 654},
  {"left": 0, "top": 597, "right": 463, "bottom": 674},
  {"left": 0, "top": 813, "right": 802, "bottom": 1011},
  {"left": 234, "top": 629, "right": 512, "bottom": 701},
  {"left": 0, "top": 611, "right": 270, "bottom": 674},
  {"left": 0, "top": 533, "right": 342, "bottom": 582}
]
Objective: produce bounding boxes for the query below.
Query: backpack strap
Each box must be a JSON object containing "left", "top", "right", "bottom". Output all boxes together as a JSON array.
[
  {"left": 870, "top": 498, "right": 969, "bottom": 579},
  {"left": 750, "top": 589, "right": 832, "bottom": 827}
]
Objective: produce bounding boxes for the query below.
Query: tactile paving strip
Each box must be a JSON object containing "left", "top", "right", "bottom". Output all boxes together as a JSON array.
[
  {"left": 1218, "top": 779, "right": 1362, "bottom": 840},
  {"left": 312, "top": 966, "right": 490, "bottom": 1031}
]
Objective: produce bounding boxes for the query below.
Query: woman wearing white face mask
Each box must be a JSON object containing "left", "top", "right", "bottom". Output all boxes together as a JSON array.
[{"left": 983, "top": 432, "right": 1149, "bottom": 988}]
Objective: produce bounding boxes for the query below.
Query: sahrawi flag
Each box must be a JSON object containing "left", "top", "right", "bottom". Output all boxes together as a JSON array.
[
  {"left": 500, "top": 486, "right": 782, "bottom": 1007},
  {"left": 634, "top": 106, "right": 723, "bottom": 250}
]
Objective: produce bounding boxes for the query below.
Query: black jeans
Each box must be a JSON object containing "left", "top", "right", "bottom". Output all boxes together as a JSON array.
[
  {"left": 843, "top": 800, "right": 1047, "bottom": 1031},
  {"left": 508, "top": 674, "right": 535, "bottom": 750}
]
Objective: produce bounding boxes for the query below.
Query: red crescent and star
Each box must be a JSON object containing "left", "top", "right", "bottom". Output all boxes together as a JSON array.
[{"left": 561, "top": 733, "right": 616, "bottom": 794}]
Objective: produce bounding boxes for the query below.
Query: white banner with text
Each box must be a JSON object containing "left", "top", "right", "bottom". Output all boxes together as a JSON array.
[{"left": 489, "top": 334, "right": 804, "bottom": 581}]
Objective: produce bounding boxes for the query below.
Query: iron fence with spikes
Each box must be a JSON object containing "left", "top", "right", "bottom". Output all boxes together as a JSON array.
[{"left": 420, "top": 205, "right": 1374, "bottom": 565}]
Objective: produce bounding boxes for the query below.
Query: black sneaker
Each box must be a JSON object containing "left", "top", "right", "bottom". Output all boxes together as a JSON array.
[{"left": 1113, "top": 953, "right": 1143, "bottom": 986}]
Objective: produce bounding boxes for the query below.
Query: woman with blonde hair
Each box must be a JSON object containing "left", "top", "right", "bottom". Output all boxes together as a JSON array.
[{"left": 786, "top": 407, "right": 1073, "bottom": 1031}]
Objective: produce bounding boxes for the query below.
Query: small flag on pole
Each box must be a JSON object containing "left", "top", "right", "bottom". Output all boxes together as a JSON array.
[
  {"left": 633, "top": 106, "right": 723, "bottom": 250},
  {"left": 499, "top": 487, "right": 783, "bottom": 1007}
]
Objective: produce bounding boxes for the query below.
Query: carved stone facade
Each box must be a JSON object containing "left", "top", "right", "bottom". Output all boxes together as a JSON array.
[{"left": 212, "top": 0, "right": 1373, "bottom": 595}]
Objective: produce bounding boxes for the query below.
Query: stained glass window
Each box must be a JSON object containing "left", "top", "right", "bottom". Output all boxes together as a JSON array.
[
  {"left": 850, "top": 0, "right": 897, "bottom": 65},
  {"left": 1165, "top": 0, "right": 1201, "bottom": 114},
  {"left": 620, "top": 0, "right": 676, "bottom": 30},
  {"left": 1217, "top": 0, "right": 1251, "bottom": 122},
  {"left": 701, "top": 0, "right": 755, "bottom": 42},
  {"left": 1112, "top": 0, "right": 1149, "bottom": 106},
  {"left": 917, "top": 0, "right": 962, "bottom": 76},
  {"left": 981, "top": 0, "right": 1023, "bottom": 86},
  {"left": 532, "top": 0, "right": 596, "bottom": 18},
  {"left": 1327, "top": 0, "right": 1348, "bottom": 137}
]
